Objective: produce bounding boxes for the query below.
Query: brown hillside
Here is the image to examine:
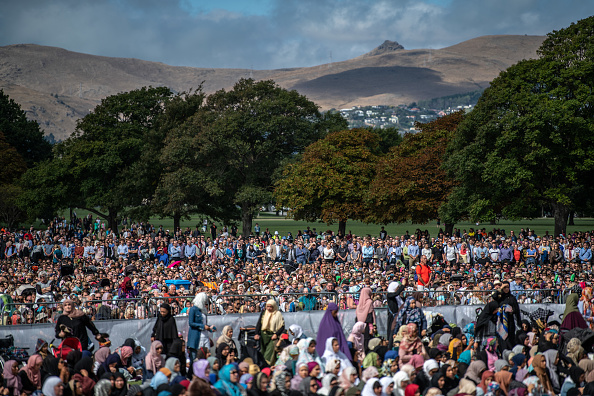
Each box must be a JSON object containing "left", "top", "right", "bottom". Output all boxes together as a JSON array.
[{"left": 0, "top": 35, "right": 544, "bottom": 140}]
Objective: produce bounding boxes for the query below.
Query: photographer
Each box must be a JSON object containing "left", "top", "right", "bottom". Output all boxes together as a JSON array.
[{"left": 55, "top": 299, "right": 101, "bottom": 351}]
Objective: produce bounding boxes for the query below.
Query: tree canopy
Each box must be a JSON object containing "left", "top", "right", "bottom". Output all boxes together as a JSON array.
[
  {"left": 275, "top": 128, "right": 379, "bottom": 236},
  {"left": 367, "top": 111, "right": 464, "bottom": 233},
  {"left": 0, "top": 89, "right": 52, "bottom": 167},
  {"left": 442, "top": 16, "right": 594, "bottom": 236}
]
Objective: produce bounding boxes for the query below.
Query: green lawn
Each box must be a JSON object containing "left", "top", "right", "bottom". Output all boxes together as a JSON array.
[{"left": 42, "top": 210, "right": 594, "bottom": 237}]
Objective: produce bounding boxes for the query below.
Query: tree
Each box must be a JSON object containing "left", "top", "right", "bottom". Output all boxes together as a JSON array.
[
  {"left": 190, "top": 78, "right": 344, "bottom": 236},
  {"left": 275, "top": 129, "right": 379, "bottom": 236},
  {"left": 152, "top": 88, "right": 240, "bottom": 230},
  {"left": 0, "top": 89, "right": 52, "bottom": 167},
  {"left": 0, "top": 131, "right": 28, "bottom": 228},
  {"left": 366, "top": 112, "right": 464, "bottom": 235},
  {"left": 369, "top": 126, "right": 404, "bottom": 153},
  {"left": 20, "top": 87, "right": 174, "bottom": 231},
  {"left": 443, "top": 16, "right": 594, "bottom": 236}
]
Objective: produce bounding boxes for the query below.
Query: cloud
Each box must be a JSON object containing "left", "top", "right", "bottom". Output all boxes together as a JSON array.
[{"left": 0, "top": 0, "right": 592, "bottom": 69}]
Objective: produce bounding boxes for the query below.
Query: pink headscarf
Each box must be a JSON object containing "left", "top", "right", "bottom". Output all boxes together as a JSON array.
[
  {"left": 3, "top": 360, "right": 22, "bottom": 396},
  {"left": 21, "top": 355, "right": 42, "bottom": 389},
  {"left": 146, "top": 341, "right": 165, "bottom": 374},
  {"left": 355, "top": 287, "right": 374, "bottom": 322},
  {"left": 119, "top": 346, "right": 133, "bottom": 365}
]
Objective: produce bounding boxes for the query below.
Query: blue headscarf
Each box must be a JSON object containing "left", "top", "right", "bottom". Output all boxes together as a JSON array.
[
  {"left": 214, "top": 364, "right": 243, "bottom": 396},
  {"left": 150, "top": 372, "right": 169, "bottom": 390},
  {"left": 458, "top": 350, "right": 472, "bottom": 365}
]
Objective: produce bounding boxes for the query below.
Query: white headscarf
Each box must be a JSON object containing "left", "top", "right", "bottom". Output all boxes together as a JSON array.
[
  {"left": 393, "top": 371, "right": 410, "bottom": 396},
  {"left": 362, "top": 378, "right": 381, "bottom": 396},
  {"left": 322, "top": 337, "right": 353, "bottom": 375},
  {"left": 193, "top": 292, "right": 209, "bottom": 311},
  {"left": 423, "top": 359, "right": 439, "bottom": 377},
  {"left": 380, "top": 377, "right": 394, "bottom": 396},
  {"left": 388, "top": 281, "right": 401, "bottom": 293},
  {"left": 41, "top": 377, "right": 62, "bottom": 396}
]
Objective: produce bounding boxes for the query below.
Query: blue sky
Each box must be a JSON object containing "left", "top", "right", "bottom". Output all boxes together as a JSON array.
[{"left": 0, "top": 0, "right": 592, "bottom": 69}]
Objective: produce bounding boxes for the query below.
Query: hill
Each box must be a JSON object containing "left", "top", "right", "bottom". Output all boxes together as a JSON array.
[{"left": 0, "top": 35, "right": 544, "bottom": 140}]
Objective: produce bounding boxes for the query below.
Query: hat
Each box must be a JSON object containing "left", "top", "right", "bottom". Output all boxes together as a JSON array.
[
  {"left": 249, "top": 364, "right": 260, "bottom": 376},
  {"left": 36, "top": 338, "right": 48, "bottom": 352},
  {"left": 494, "top": 280, "right": 502, "bottom": 286}
]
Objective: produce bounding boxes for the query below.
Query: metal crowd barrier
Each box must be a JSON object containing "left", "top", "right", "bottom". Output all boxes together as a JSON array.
[{"left": 0, "top": 288, "right": 569, "bottom": 326}]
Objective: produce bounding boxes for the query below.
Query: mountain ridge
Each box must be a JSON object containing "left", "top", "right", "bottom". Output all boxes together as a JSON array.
[{"left": 0, "top": 35, "right": 545, "bottom": 140}]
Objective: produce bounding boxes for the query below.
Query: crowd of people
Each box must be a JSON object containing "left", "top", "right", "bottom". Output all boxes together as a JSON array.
[
  {"left": 2, "top": 273, "right": 594, "bottom": 396},
  {"left": 1, "top": 217, "right": 592, "bottom": 325}
]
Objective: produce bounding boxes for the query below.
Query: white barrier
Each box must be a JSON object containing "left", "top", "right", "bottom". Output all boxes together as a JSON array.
[{"left": 0, "top": 304, "right": 564, "bottom": 354}]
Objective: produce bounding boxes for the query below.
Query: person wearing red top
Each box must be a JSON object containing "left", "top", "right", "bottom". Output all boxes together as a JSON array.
[{"left": 415, "top": 255, "right": 432, "bottom": 291}]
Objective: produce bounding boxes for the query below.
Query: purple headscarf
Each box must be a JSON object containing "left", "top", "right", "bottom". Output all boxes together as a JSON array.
[{"left": 315, "top": 303, "right": 352, "bottom": 359}]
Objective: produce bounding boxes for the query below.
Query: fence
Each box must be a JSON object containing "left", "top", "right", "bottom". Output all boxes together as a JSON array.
[{"left": 1, "top": 288, "right": 569, "bottom": 326}]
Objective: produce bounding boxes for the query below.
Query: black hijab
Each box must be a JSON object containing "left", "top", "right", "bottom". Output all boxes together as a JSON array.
[
  {"left": 430, "top": 371, "right": 446, "bottom": 393},
  {"left": 112, "top": 372, "right": 128, "bottom": 396},
  {"left": 41, "top": 356, "right": 60, "bottom": 384},
  {"left": 167, "top": 338, "right": 187, "bottom": 376},
  {"left": 153, "top": 303, "right": 178, "bottom": 341},
  {"left": 475, "top": 301, "right": 499, "bottom": 335},
  {"left": 440, "top": 364, "right": 458, "bottom": 395},
  {"left": 216, "top": 342, "right": 230, "bottom": 366}
]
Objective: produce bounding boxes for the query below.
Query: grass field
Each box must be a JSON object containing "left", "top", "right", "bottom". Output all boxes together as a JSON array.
[{"left": 44, "top": 210, "right": 594, "bottom": 237}]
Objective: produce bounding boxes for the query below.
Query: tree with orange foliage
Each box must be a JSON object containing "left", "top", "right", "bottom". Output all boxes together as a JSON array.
[{"left": 366, "top": 111, "right": 465, "bottom": 235}]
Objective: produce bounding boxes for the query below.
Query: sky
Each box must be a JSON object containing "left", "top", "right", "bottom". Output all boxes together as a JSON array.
[{"left": 1, "top": 0, "right": 592, "bottom": 70}]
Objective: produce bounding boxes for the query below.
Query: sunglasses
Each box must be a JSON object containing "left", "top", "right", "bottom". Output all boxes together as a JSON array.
[{"left": 230, "top": 370, "right": 238, "bottom": 374}]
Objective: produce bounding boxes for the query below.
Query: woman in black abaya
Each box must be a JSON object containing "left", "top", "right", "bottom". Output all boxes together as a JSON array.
[{"left": 151, "top": 303, "right": 178, "bottom": 355}]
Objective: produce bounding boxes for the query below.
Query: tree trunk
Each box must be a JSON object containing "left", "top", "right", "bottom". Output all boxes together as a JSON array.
[
  {"left": 107, "top": 208, "right": 119, "bottom": 235},
  {"left": 242, "top": 206, "right": 253, "bottom": 237},
  {"left": 173, "top": 212, "right": 181, "bottom": 233},
  {"left": 338, "top": 220, "right": 347, "bottom": 238},
  {"left": 553, "top": 203, "right": 569, "bottom": 237},
  {"left": 568, "top": 211, "right": 575, "bottom": 226},
  {"left": 444, "top": 223, "right": 454, "bottom": 236}
]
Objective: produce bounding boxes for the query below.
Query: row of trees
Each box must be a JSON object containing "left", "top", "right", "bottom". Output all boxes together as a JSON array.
[{"left": 1, "top": 16, "right": 593, "bottom": 236}]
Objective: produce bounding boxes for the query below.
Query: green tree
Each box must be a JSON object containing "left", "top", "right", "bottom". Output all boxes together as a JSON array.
[
  {"left": 190, "top": 78, "right": 343, "bottom": 236},
  {"left": 20, "top": 87, "right": 174, "bottom": 231},
  {"left": 0, "top": 89, "right": 52, "bottom": 167},
  {"left": 274, "top": 129, "right": 379, "bottom": 236},
  {"left": 369, "top": 126, "right": 403, "bottom": 153},
  {"left": 0, "top": 131, "right": 28, "bottom": 228},
  {"left": 443, "top": 16, "right": 594, "bottom": 236},
  {"left": 367, "top": 112, "right": 464, "bottom": 235}
]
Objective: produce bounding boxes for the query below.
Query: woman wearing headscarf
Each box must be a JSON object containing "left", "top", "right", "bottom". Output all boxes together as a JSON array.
[
  {"left": 41, "top": 376, "right": 64, "bottom": 396},
  {"left": 322, "top": 337, "right": 354, "bottom": 375},
  {"left": 463, "top": 361, "right": 486, "bottom": 386},
  {"left": 404, "top": 384, "right": 419, "bottom": 396},
  {"left": 348, "top": 322, "right": 366, "bottom": 360},
  {"left": 118, "top": 277, "right": 139, "bottom": 299},
  {"left": 414, "top": 360, "right": 438, "bottom": 394},
  {"left": 111, "top": 372, "right": 128, "bottom": 396},
  {"left": 269, "top": 371, "right": 293, "bottom": 396},
  {"left": 493, "top": 371, "right": 511, "bottom": 396},
  {"left": 531, "top": 355, "right": 554, "bottom": 395},
  {"left": 71, "top": 356, "right": 96, "bottom": 396},
  {"left": 356, "top": 288, "right": 376, "bottom": 349},
  {"left": 146, "top": 341, "right": 166, "bottom": 380},
  {"left": 475, "top": 301, "right": 499, "bottom": 346},
  {"left": 339, "top": 367, "right": 358, "bottom": 391},
  {"left": 477, "top": 370, "right": 494, "bottom": 396},
  {"left": 398, "top": 323, "right": 427, "bottom": 365},
  {"left": 165, "top": 358, "right": 182, "bottom": 382},
  {"left": 55, "top": 299, "right": 100, "bottom": 351},
  {"left": 561, "top": 291, "right": 588, "bottom": 331},
  {"left": 214, "top": 364, "right": 245, "bottom": 396},
  {"left": 216, "top": 343, "right": 232, "bottom": 367},
  {"left": 578, "top": 358, "right": 594, "bottom": 383},
  {"left": 395, "top": 297, "right": 426, "bottom": 337},
  {"left": 510, "top": 354, "right": 527, "bottom": 382},
  {"left": 387, "top": 281, "right": 406, "bottom": 341},
  {"left": 361, "top": 378, "right": 381, "bottom": 396},
  {"left": 297, "top": 338, "right": 324, "bottom": 371},
  {"left": 289, "top": 324, "right": 305, "bottom": 344},
  {"left": 440, "top": 364, "right": 459, "bottom": 395},
  {"left": 393, "top": 371, "right": 410, "bottom": 396},
  {"left": 543, "top": 349, "right": 560, "bottom": 394},
  {"left": 317, "top": 303, "right": 352, "bottom": 360},
  {"left": 299, "top": 376, "right": 319, "bottom": 396},
  {"left": 292, "top": 363, "right": 309, "bottom": 391},
  {"left": 429, "top": 371, "right": 446, "bottom": 396},
  {"left": 217, "top": 326, "right": 239, "bottom": 358},
  {"left": 379, "top": 377, "right": 394, "bottom": 396},
  {"left": 188, "top": 292, "right": 211, "bottom": 364},
  {"left": 255, "top": 299, "right": 285, "bottom": 365},
  {"left": 492, "top": 282, "right": 522, "bottom": 350},
  {"left": 167, "top": 339, "right": 187, "bottom": 377},
  {"left": 96, "top": 354, "right": 120, "bottom": 378},
  {"left": 318, "top": 374, "right": 338, "bottom": 396},
  {"left": 151, "top": 303, "right": 178, "bottom": 356},
  {"left": 560, "top": 365, "right": 585, "bottom": 396},
  {"left": 455, "top": 379, "right": 476, "bottom": 396},
  {"left": 3, "top": 360, "right": 23, "bottom": 396},
  {"left": 565, "top": 337, "right": 584, "bottom": 365},
  {"left": 19, "top": 354, "right": 43, "bottom": 394},
  {"left": 248, "top": 372, "right": 268, "bottom": 396}
]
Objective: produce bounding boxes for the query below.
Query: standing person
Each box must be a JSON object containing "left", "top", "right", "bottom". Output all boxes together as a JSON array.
[
  {"left": 415, "top": 257, "right": 432, "bottom": 291},
  {"left": 255, "top": 299, "right": 285, "bottom": 365},
  {"left": 151, "top": 303, "right": 178, "bottom": 355},
  {"left": 561, "top": 290, "right": 588, "bottom": 331},
  {"left": 316, "top": 303, "right": 352, "bottom": 361},
  {"left": 355, "top": 288, "right": 376, "bottom": 349},
  {"left": 492, "top": 281, "right": 521, "bottom": 350},
  {"left": 188, "top": 292, "right": 212, "bottom": 364},
  {"left": 386, "top": 280, "right": 405, "bottom": 342},
  {"left": 55, "top": 299, "right": 101, "bottom": 351}
]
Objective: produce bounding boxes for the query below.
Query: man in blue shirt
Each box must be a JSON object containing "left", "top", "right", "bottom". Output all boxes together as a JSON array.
[
  {"left": 185, "top": 239, "right": 196, "bottom": 260},
  {"left": 407, "top": 240, "right": 420, "bottom": 269},
  {"left": 580, "top": 242, "right": 592, "bottom": 264}
]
